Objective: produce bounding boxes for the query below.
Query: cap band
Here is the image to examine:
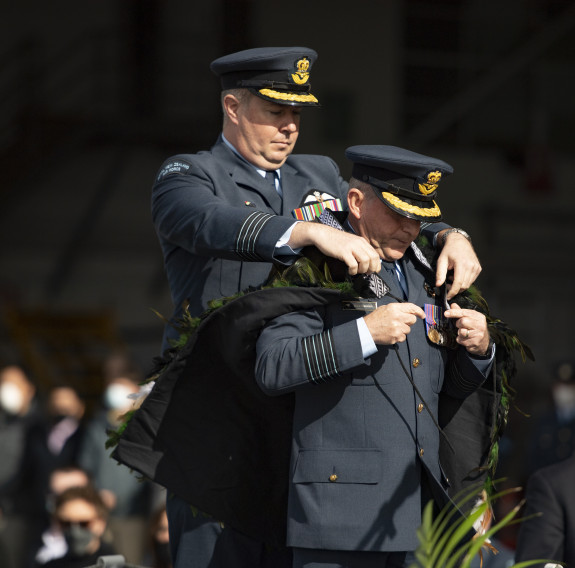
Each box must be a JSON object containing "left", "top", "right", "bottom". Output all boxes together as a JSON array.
[
  {"left": 239, "top": 80, "right": 311, "bottom": 93},
  {"left": 258, "top": 89, "right": 319, "bottom": 104}
]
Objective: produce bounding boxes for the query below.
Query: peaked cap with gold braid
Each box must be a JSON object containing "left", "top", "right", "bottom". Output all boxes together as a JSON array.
[
  {"left": 345, "top": 145, "right": 452, "bottom": 221},
  {"left": 210, "top": 47, "right": 320, "bottom": 107}
]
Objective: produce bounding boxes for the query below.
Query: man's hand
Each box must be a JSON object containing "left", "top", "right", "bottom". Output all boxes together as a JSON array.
[
  {"left": 289, "top": 222, "right": 381, "bottom": 275},
  {"left": 364, "top": 303, "right": 425, "bottom": 345},
  {"left": 435, "top": 231, "right": 481, "bottom": 299},
  {"left": 445, "top": 302, "right": 491, "bottom": 356}
]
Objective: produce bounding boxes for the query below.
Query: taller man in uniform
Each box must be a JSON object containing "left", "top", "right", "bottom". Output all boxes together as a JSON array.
[{"left": 150, "top": 47, "right": 481, "bottom": 568}]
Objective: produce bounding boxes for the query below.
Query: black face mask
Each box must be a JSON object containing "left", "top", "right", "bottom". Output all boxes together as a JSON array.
[
  {"left": 62, "top": 524, "right": 95, "bottom": 556},
  {"left": 153, "top": 541, "right": 172, "bottom": 567}
]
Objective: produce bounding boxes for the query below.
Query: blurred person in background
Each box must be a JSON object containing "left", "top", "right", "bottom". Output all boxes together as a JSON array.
[
  {"left": 40, "top": 485, "right": 116, "bottom": 568},
  {"left": 524, "top": 360, "right": 575, "bottom": 477},
  {"left": 145, "top": 502, "right": 172, "bottom": 568},
  {"left": 34, "top": 465, "right": 93, "bottom": 566},
  {"left": 78, "top": 372, "right": 159, "bottom": 565},
  {"left": 24, "top": 384, "right": 87, "bottom": 552},
  {"left": 514, "top": 450, "right": 575, "bottom": 566},
  {"left": 0, "top": 363, "right": 42, "bottom": 568}
]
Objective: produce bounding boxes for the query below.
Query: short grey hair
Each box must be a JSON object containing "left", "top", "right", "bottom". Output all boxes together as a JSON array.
[
  {"left": 349, "top": 177, "right": 376, "bottom": 200},
  {"left": 221, "top": 88, "right": 250, "bottom": 126}
]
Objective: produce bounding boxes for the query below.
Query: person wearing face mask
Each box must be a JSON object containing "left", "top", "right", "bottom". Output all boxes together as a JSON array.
[
  {"left": 33, "top": 466, "right": 93, "bottom": 566},
  {"left": 40, "top": 485, "right": 116, "bottom": 568},
  {"left": 19, "top": 384, "right": 87, "bottom": 564},
  {"left": 0, "top": 364, "right": 37, "bottom": 417},
  {"left": 525, "top": 360, "right": 575, "bottom": 477},
  {"left": 77, "top": 373, "right": 159, "bottom": 565},
  {"left": 0, "top": 363, "right": 41, "bottom": 568}
]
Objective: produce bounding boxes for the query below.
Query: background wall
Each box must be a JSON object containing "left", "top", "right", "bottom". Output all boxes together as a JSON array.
[{"left": 1, "top": 0, "right": 574, "bottom": 547}]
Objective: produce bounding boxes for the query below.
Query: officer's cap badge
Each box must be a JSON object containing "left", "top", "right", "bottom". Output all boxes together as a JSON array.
[
  {"left": 292, "top": 57, "right": 311, "bottom": 85},
  {"left": 418, "top": 171, "right": 442, "bottom": 196}
]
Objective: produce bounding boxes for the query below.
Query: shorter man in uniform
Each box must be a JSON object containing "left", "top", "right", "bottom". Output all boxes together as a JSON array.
[{"left": 255, "top": 145, "right": 495, "bottom": 567}]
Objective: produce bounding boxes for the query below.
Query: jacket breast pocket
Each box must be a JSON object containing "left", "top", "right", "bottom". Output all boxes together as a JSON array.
[{"left": 293, "top": 448, "right": 382, "bottom": 485}]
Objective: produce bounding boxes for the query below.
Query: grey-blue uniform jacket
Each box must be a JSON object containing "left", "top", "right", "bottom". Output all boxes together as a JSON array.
[
  {"left": 152, "top": 137, "right": 348, "bottom": 349},
  {"left": 255, "top": 247, "right": 491, "bottom": 553},
  {"left": 152, "top": 137, "right": 448, "bottom": 350}
]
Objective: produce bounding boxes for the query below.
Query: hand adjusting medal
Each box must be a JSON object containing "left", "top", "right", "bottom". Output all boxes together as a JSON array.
[{"left": 424, "top": 285, "right": 456, "bottom": 348}]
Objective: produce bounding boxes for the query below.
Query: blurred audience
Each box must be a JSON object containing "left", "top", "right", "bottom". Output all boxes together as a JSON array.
[
  {"left": 0, "top": 363, "right": 42, "bottom": 568},
  {"left": 5, "top": 346, "right": 574, "bottom": 568},
  {"left": 0, "top": 352, "right": 167, "bottom": 566},
  {"left": 77, "top": 371, "right": 159, "bottom": 564},
  {"left": 39, "top": 485, "right": 116, "bottom": 568}
]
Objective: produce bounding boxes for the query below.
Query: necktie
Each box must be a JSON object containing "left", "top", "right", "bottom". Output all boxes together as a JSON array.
[
  {"left": 394, "top": 261, "right": 408, "bottom": 298},
  {"left": 265, "top": 170, "right": 277, "bottom": 191}
]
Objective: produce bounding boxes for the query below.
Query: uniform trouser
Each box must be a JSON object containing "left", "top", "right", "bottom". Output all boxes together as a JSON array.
[{"left": 166, "top": 494, "right": 292, "bottom": 568}]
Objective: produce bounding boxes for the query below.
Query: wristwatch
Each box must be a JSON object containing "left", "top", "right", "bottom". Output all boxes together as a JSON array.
[{"left": 440, "top": 227, "right": 471, "bottom": 247}]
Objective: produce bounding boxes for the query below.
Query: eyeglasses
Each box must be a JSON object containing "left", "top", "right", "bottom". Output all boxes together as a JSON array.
[{"left": 57, "top": 519, "right": 96, "bottom": 529}]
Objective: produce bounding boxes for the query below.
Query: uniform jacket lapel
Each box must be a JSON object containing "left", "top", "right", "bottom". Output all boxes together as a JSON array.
[
  {"left": 403, "top": 246, "right": 436, "bottom": 303},
  {"left": 280, "top": 162, "right": 311, "bottom": 217},
  {"left": 211, "top": 138, "right": 283, "bottom": 214}
]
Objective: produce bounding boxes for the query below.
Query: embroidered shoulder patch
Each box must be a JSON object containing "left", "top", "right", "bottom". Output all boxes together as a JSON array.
[
  {"left": 157, "top": 160, "right": 191, "bottom": 182},
  {"left": 303, "top": 191, "right": 337, "bottom": 204}
]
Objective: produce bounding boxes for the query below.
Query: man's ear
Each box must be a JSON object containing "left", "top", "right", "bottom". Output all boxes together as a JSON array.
[
  {"left": 223, "top": 94, "right": 241, "bottom": 125},
  {"left": 347, "top": 187, "right": 365, "bottom": 220}
]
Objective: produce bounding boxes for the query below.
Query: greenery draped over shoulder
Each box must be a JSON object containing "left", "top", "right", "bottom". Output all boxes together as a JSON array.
[{"left": 108, "top": 235, "right": 533, "bottom": 482}]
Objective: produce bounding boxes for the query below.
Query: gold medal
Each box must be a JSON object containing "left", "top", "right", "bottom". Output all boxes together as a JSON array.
[{"left": 428, "top": 327, "right": 444, "bottom": 345}]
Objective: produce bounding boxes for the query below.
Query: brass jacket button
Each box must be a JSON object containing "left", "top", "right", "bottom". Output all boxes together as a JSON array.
[
  {"left": 412, "top": 358, "right": 421, "bottom": 368},
  {"left": 417, "top": 403, "right": 424, "bottom": 413},
  {"left": 329, "top": 474, "right": 338, "bottom": 482},
  {"left": 419, "top": 448, "right": 424, "bottom": 457}
]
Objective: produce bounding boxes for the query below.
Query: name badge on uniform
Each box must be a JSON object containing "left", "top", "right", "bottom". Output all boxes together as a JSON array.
[
  {"left": 341, "top": 300, "right": 378, "bottom": 312},
  {"left": 424, "top": 303, "right": 450, "bottom": 346}
]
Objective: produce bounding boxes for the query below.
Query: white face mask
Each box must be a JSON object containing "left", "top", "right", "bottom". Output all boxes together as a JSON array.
[
  {"left": 103, "top": 384, "right": 133, "bottom": 410},
  {"left": 0, "top": 383, "right": 26, "bottom": 415},
  {"left": 553, "top": 384, "right": 575, "bottom": 412}
]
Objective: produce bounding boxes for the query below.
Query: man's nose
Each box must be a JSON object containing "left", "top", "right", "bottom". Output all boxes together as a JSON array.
[
  {"left": 280, "top": 113, "right": 299, "bottom": 132},
  {"left": 402, "top": 217, "right": 421, "bottom": 233}
]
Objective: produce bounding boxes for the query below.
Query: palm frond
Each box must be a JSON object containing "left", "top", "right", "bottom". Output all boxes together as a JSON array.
[{"left": 410, "top": 484, "right": 558, "bottom": 567}]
